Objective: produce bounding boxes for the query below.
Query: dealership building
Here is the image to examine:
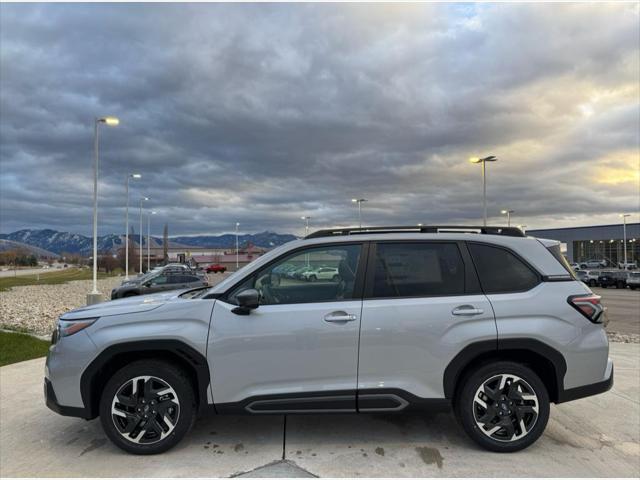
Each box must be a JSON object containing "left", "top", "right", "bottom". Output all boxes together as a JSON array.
[{"left": 527, "top": 223, "right": 639, "bottom": 265}]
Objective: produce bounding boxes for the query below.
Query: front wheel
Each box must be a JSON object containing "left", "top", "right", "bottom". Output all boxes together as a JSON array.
[
  {"left": 588, "top": 280, "right": 596, "bottom": 287},
  {"left": 454, "top": 361, "right": 550, "bottom": 452},
  {"left": 99, "top": 360, "right": 196, "bottom": 455}
]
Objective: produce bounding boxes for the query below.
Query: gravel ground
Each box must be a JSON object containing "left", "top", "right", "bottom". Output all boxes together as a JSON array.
[{"left": 0, "top": 276, "right": 122, "bottom": 335}]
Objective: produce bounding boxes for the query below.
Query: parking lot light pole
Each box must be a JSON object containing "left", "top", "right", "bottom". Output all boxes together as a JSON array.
[
  {"left": 235, "top": 222, "right": 240, "bottom": 270},
  {"left": 124, "top": 173, "right": 141, "bottom": 280},
  {"left": 88, "top": 116, "right": 119, "bottom": 306},
  {"left": 469, "top": 156, "right": 497, "bottom": 227},
  {"left": 352, "top": 198, "right": 367, "bottom": 228},
  {"left": 301, "top": 216, "right": 311, "bottom": 236},
  {"left": 620, "top": 213, "right": 631, "bottom": 267},
  {"left": 147, "top": 211, "right": 156, "bottom": 271},
  {"left": 139, "top": 197, "right": 148, "bottom": 274},
  {"left": 501, "top": 209, "right": 515, "bottom": 227}
]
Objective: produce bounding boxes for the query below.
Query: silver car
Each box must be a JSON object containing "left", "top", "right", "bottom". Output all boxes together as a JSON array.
[{"left": 45, "top": 225, "right": 612, "bottom": 455}]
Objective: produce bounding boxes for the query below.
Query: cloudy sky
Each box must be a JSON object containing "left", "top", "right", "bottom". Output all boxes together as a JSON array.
[{"left": 1, "top": 3, "right": 638, "bottom": 237}]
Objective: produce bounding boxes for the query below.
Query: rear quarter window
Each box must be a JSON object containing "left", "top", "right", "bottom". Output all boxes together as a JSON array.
[
  {"left": 545, "top": 243, "right": 577, "bottom": 279},
  {"left": 468, "top": 243, "right": 539, "bottom": 293}
]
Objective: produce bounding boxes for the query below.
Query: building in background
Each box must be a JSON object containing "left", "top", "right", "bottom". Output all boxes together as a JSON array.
[{"left": 527, "top": 223, "right": 639, "bottom": 265}]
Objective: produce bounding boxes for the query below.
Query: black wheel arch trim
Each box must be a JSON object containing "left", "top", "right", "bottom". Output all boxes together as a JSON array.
[
  {"left": 80, "top": 340, "right": 211, "bottom": 419},
  {"left": 443, "top": 338, "right": 568, "bottom": 403}
]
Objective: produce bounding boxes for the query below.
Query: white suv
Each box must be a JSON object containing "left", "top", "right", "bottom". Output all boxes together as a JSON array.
[{"left": 45, "top": 225, "right": 612, "bottom": 455}]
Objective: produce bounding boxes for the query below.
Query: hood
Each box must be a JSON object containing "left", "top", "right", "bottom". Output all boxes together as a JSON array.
[{"left": 60, "top": 290, "right": 183, "bottom": 320}]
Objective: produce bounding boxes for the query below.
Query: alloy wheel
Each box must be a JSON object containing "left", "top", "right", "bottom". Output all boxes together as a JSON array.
[
  {"left": 111, "top": 375, "right": 180, "bottom": 445},
  {"left": 472, "top": 373, "right": 539, "bottom": 442}
]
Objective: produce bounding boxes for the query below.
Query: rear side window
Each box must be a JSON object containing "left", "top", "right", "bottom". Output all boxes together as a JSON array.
[
  {"left": 371, "top": 242, "right": 465, "bottom": 298},
  {"left": 545, "top": 243, "right": 577, "bottom": 279},
  {"left": 468, "top": 243, "right": 539, "bottom": 293}
]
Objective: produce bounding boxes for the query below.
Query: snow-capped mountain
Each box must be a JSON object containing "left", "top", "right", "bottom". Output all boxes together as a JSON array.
[{"left": 0, "top": 229, "right": 297, "bottom": 255}]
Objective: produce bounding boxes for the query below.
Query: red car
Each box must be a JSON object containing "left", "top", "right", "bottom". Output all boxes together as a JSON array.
[{"left": 206, "top": 264, "right": 227, "bottom": 273}]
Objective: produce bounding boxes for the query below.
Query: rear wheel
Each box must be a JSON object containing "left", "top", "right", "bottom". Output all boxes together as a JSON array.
[
  {"left": 454, "top": 361, "right": 549, "bottom": 452},
  {"left": 99, "top": 360, "right": 196, "bottom": 455}
]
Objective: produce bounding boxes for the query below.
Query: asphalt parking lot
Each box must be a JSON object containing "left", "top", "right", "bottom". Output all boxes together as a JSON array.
[
  {"left": 1, "top": 341, "right": 638, "bottom": 478},
  {"left": 594, "top": 287, "right": 640, "bottom": 336}
]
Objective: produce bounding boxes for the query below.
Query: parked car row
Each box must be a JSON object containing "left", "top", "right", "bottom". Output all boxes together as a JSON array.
[
  {"left": 571, "top": 259, "right": 638, "bottom": 270},
  {"left": 272, "top": 264, "right": 341, "bottom": 282},
  {"left": 574, "top": 268, "right": 639, "bottom": 289}
]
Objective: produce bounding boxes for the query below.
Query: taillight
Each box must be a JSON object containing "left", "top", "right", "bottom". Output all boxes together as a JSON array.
[{"left": 568, "top": 294, "right": 604, "bottom": 323}]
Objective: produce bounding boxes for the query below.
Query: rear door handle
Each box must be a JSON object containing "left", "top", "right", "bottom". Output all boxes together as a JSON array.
[
  {"left": 452, "top": 305, "right": 484, "bottom": 316},
  {"left": 324, "top": 311, "right": 357, "bottom": 323}
]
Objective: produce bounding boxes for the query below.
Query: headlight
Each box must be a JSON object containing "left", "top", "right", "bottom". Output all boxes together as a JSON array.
[{"left": 57, "top": 317, "right": 99, "bottom": 338}]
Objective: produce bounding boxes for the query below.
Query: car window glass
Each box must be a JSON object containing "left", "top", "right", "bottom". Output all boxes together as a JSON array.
[
  {"left": 151, "top": 275, "right": 168, "bottom": 285},
  {"left": 468, "top": 243, "right": 539, "bottom": 293},
  {"left": 372, "top": 243, "right": 465, "bottom": 298},
  {"left": 229, "top": 244, "right": 362, "bottom": 305}
]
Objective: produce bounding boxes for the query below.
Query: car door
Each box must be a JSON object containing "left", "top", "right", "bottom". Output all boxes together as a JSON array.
[
  {"left": 357, "top": 241, "right": 496, "bottom": 409},
  {"left": 145, "top": 274, "right": 170, "bottom": 293},
  {"left": 208, "top": 242, "right": 367, "bottom": 412}
]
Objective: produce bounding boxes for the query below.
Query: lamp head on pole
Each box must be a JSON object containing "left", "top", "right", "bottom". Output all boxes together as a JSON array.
[
  {"left": 97, "top": 116, "right": 120, "bottom": 126},
  {"left": 469, "top": 155, "right": 497, "bottom": 164},
  {"left": 130, "top": 173, "right": 142, "bottom": 179}
]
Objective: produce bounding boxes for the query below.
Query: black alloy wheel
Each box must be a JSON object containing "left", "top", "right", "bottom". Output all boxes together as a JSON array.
[
  {"left": 455, "top": 361, "right": 549, "bottom": 452},
  {"left": 99, "top": 360, "right": 195, "bottom": 455}
]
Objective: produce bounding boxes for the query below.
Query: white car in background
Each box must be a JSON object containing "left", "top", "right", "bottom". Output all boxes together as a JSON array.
[
  {"left": 627, "top": 272, "right": 640, "bottom": 290},
  {"left": 301, "top": 266, "right": 340, "bottom": 282}
]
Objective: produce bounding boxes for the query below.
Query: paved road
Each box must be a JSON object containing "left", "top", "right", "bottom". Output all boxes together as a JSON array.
[
  {"left": 593, "top": 287, "right": 640, "bottom": 335},
  {"left": 1, "top": 343, "right": 638, "bottom": 477},
  {"left": 0, "top": 267, "right": 58, "bottom": 278}
]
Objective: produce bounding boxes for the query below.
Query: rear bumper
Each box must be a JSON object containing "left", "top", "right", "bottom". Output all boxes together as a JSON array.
[
  {"left": 557, "top": 364, "right": 614, "bottom": 403},
  {"left": 44, "top": 378, "right": 91, "bottom": 419}
]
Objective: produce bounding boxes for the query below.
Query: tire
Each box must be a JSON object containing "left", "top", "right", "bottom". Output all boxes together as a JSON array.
[
  {"left": 588, "top": 280, "right": 596, "bottom": 287},
  {"left": 332, "top": 275, "right": 340, "bottom": 282},
  {"left": 99, "top": 360, "right": 196, "bottom": 455},
  {"left": 309, "top": 275, "right": 317, "bottom": 282},
  {"left": 454, "top": 361, "right": 550, "bottom": 453}
]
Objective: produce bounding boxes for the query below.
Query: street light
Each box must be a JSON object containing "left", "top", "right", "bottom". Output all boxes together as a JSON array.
[
  {"left": 124, "top": 173, "right": 141, "bottom": 280},
  {"left": 88, "top": 116, "right": 119, "bottom": 306},
  {"left": 469, "top": 155, "right": 498, "bottom": 226},
  {"left": 620, "top": 213, "right": 631, "bottom": 267},
  {"left": 301, "top": 216, "right": 311, "bottom": 236},
  {"left": 139, "top": 197, "right": 148, "bottom": 274},
  {"left": 235, "top": 222, "right": 240, "bottom": 270},
  {"left": 147, "top": 211, "right": 157, "bottom": 271},
  {"left": 351, "top": 198, "right": 367, "bottom": 228},
  {"left": 501, "top": 209, "right": 515, "bottom": 227}
]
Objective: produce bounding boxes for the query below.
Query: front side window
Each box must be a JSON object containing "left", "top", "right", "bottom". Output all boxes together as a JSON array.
[
  {"left": 468, "top": 243, "right": 539, "bottom": 293},
  {"left": 229, "top": 244, "right": 362, "bottom": 305},
  {"left": 371, "top": 242, "right": 465, "bottom": 298}
]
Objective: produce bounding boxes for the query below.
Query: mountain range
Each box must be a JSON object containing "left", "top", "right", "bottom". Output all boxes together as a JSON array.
[{"left": 0, "top": 229, "right": 298, "bottom": 256}]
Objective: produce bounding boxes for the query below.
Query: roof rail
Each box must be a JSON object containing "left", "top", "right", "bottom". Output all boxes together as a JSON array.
[{"left": 305, "top": 225, "right": 526, "bottom": 239}]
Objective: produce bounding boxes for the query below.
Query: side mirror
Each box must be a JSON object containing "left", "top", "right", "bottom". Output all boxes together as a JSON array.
[{"left": 232, "top": 289, "right": 260, "bottom": 315}]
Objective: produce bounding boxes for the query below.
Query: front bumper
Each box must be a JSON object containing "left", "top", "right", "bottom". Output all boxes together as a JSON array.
[{"left": 44, "top": 378, "right": 91, "bottom": 419}]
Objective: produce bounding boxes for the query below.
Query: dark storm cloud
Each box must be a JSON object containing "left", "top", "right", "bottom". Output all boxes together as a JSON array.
[{"left": 1, "top": 3, "right": 638, "bottom": 237}]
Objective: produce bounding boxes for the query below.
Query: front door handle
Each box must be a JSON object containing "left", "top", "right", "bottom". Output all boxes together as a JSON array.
[
  {"left": 452, "top": 305, "right": 484, "bottom": 316},
  {"left": 324, "top": 311, "right": 357, "bottom": 323}
]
